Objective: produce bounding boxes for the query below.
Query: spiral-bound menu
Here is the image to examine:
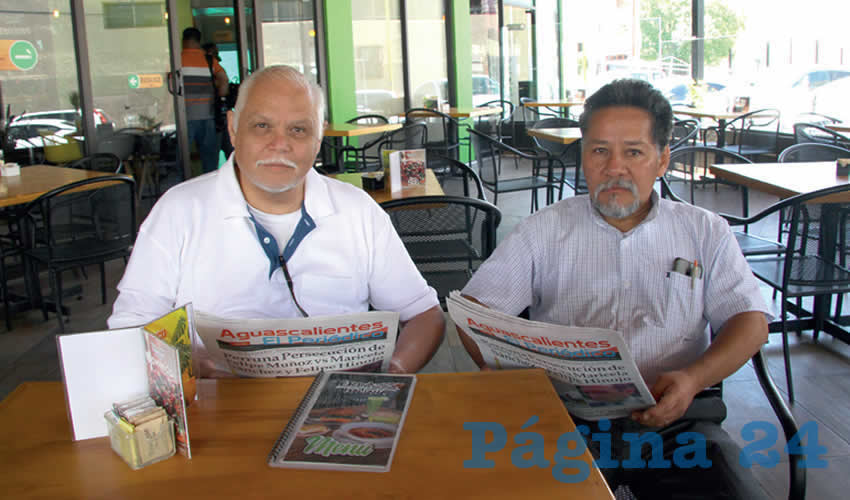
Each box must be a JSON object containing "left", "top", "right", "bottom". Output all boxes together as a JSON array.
[{"left": 267, "top": 371, "right": 416, "bottom": 472}]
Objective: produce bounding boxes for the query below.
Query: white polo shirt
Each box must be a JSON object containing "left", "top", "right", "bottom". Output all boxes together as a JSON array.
[{"left": 108, "top": 156, "right": 438, "bottom": 331}]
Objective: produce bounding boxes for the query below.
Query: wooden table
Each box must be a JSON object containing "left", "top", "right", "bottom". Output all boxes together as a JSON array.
[
  {"left": 709, "top": 161, "right": 850, "bottom": 203},
  {"left": 710, "top": 161, "right": 850, "bottom": 343},
  {"left": 322, "top": 123, "right": 403, "bottom": 172},
  {"left": 673, "top": 109, "right": 746, "bottom": 148},
  {"left": 402, "top": 107, "right": 502, "bottom": 119},
  {"left": 324, "top": 122, "right": 402, "bottom": 138},
  {"left": 521, "top": 101, "right": 584, "bottom": 118},
  {"left": 333, "top": 168, "right": 444, "bottom": 204},
  {"left": 527, "top": 127, "right": 582, "bottom": 145},
  {"left": 0, "top": 369, "right": 613, "bottom": 499},
  {"left": 826, "top": 124, "right": 850, "bottom": 134},
  {"left": 0, "top": 165, "right": 127, "bottom": 208}
]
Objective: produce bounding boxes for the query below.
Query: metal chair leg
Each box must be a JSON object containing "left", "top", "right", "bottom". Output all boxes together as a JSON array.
[{"left": 50, "top": 269, "right": 65, "bottom": 333}]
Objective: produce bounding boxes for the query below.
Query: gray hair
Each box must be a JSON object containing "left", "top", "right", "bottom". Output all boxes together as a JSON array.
[
  {"left": 578, "top": 78, "right": 673, "bottom": 150},
  {"left": 231, "top": 65, "right": 325, "bottom": 135}
]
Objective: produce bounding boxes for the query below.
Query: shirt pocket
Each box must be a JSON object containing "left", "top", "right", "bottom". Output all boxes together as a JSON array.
[
  {"left": 664, "top": 271, "right": 704, "bottom": 339},
  {"left": 297, "top": 275, "right": 361, "bottom": 316}
]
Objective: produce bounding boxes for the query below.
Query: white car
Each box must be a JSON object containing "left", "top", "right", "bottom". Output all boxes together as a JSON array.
[
  {"left": 11, "top": 108, "right": 113, "bottom": 127},
  {"left": 412, "top": 75, "right": 502, "bottom": 108},
  {"left": 5, "top": 118, "right": 79, "bottom": 150}
]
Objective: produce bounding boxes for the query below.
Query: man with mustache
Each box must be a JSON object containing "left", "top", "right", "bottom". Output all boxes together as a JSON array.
[
  {"left": 459, "top": 79, "right": 771, "bottom": 498},
  {"left": 109, "top": 65, "right": 444, "bottom": 376}
]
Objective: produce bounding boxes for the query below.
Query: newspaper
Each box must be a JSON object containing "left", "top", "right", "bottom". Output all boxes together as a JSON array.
[
  {"left": 193, "top": 311, "right": 400, "bottom": 377},
  {"left": 447, "top": 292, "right": 655, "bottom": 420}
]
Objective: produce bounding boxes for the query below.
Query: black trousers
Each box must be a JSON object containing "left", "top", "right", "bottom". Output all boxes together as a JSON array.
[{"left": 573, "top": 396, "right": 772, "bottom": 500}]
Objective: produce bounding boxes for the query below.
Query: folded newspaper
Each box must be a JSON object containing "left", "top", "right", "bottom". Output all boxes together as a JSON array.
[
  {"left": 447, "top": 291, "right": 655, "bottom": 420},
  {"left": 193, "top": 311, "right": 399, "bottom": 377}
]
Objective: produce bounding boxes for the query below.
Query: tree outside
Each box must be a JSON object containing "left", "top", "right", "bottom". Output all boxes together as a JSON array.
[{"left": 640, "top": 0, "right": 744, "bottom": 69}]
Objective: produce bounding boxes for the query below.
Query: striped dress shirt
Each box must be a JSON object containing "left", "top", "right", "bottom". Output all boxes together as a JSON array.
[{"left": 462, "top": 191, "right": 771, "bottom": 386}]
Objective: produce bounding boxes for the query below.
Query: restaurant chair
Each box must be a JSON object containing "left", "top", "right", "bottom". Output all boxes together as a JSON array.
[
  {"left": 658, "top": 176, "right": 783, "bottom": 258},
  {"left": 793, "top": 112, "right": 842, "bottom": 127},
  {"left": 670, "top": 119, "right": 700, "bottom": 150},
  {"left": 667, "top": 146, "right": 751, "bottom": 214},
  {"left": 518, "top": 97, "right": 559, "bottom": 119},
  {"left": 703, "top": 108, "right": 781, "bottom": 161},
  {"left": 779, "top": 142, "right": 850, "bottom": 163},
  {"left": 475, "top": 100, "right": 517, "bottom": 172},
  {"left": 431, "top": 155, "right": 487, "bottom": 201},
  {"left": 376, "top": 122, "right": 427, "bottom": 157},
  {"left": 530, "top": 117, "right": 582, "bottom": 198},
  {"left": 0, "top": 238, "right": 24, "bottom": 332},
  {"left": 404, "top": 108, "right": 462, "bottom": 173},
  {"left": 776, "top": 143, "right": 850, "bottom": 249},
  {"left": 328, "top": 114, "right": 390, "bottom": 172},
  {"left": 380, "top": 195, "right": 501, "bottom": 307},
  {"left": 466, "top": 126, "right": 559, "bottom": 212},
  {"left": 65, "top": 152, "right": 123, "bottom": 173},
  {"left": 660, "top": 176, "right": 805, "bottom": 500},
  {"left": 19, "top": 176, "right": 136, "bottom": 332},
  {"left": 719, "top": 183, "right": 850, "bottom": 404},
  {"left": 792, "top": 122, "right": 850, "bottom": 149}
]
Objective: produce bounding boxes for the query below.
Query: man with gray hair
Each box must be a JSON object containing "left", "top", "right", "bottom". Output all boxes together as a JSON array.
[
  {"left": 109, "top": 65, "right": 444, "bottom": 376},
  {"left": 458, "top": 79, "right": 771, "bottom": 498}
]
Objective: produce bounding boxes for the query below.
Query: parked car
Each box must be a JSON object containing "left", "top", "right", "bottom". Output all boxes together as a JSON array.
[
  {"left": 810, "top": 77, "right": 850, "bottom": 123},
  {"left": 11, "top": 108, "right": 113, "bottom": 128},
  {"left": 5, "top": 118, "right": 79, "bottom": 150},
  {"left": 663, "top": 81, "right": 727, "bottom": 108},
  {"left": 355, "top": 89, "right": 400, "bottom": 114},
  {"left": 412, "top": 74, "right": 501, "bottom": 108}
]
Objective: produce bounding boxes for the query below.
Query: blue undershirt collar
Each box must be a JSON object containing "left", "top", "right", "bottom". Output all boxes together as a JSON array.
[{"left": 247, "top": 203, "right": 316, "bottom": 278}]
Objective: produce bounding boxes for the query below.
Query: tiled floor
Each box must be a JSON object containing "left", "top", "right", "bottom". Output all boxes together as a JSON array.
[{"left": 2, "top": 160, "right": 848, "bottom": 499}]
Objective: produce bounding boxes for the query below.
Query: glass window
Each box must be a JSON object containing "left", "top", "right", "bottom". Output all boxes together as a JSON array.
[
  {"left": 406, "top": 0, "right": 448, "bottom": 109},
  {"left": 535, "top": 0, "right": 560, "bottom": 101},
  {"left": 470, "top": 0, "right": 501, "bottom": 106},
  {"left": 562, "top": 0, "right": 691, "bottom": 101},
  {"left": 352, "top": 0, "right": 404, "bottom": 117},
  {"left": 713, "top": 0, "right": 850, "bottom": 130},
  {"left": 83, "top": 0, "right": 172, "bottom": 133},
  {"left": 503, "top": 4, "right": 533, "bottom": 104},
  {"left": 0, "top": 1, "right": 80, "bottom": 164},
  {"left": 261, "top": 0, "right": 317, "bottom": 83}
]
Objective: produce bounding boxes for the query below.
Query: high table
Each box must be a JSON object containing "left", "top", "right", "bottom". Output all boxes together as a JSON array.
[
  {"left": 709, "top": 161, "right": 850, "bottom": 342},
  {"left": 332, "top": 168, "right": 444, "bottom": 204},
  {"left": 526, "top": 127, "right": 582, "bottom": 145},
  {"left": 322, "top": 123, "right": 403, "bottom": 172},
  {"left": 521, "top": 101, "right": 584, "bottom": 119},
  {"left": 673, "top": 109, "right": 746, "bottom": 149},
  {"left": 526, "top": 127, "right": 584, "bottom": 195},
  {"left": 0, "top": 369, "right": 614, "bottom": 499},
  {"left": 826, "top": 124, "right": 850, "bottom": 134}
]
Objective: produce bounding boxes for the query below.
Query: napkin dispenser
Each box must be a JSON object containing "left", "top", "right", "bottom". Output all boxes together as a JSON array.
[{"left": 838, "top": 159, "right": 850, "bottom": 176}]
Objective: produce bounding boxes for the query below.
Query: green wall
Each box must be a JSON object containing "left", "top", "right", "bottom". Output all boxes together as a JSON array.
[
  {"left": 323, "top": 0, "right": 357, "bottom": 123},
  {"left": 451, "top": 0, "right": 473, "bottom": 161}
]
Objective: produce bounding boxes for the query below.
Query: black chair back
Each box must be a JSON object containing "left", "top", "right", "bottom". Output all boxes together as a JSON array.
[
  {"left": 792, "top": 122, "right": 850, "bottom": 148},
  {"left": 779, "top": 142, "right": 850, "bottom": 163},
  {"left": 19, "top": 175, "right": 137, "bottom": 331},
  {"left": 666, "top": 145, "right": 751, "bottom": 210},
  {"left": 671, "top": 119, "right": 699, "bottom": 150},
  {"left": 65, "top": 153, "right": 123, "bottom": 173},
  {"left": 380, "top": 195, "right": 501, "bottom": 306},
  {"left": 404, "top": 108, "right": 461, "bottom": 160},
  {"left": 431, "top": 155, "right": 486, "bottom": 201},
  {"left": 376, "top": 123, "right": 428, "bottom": 163}
]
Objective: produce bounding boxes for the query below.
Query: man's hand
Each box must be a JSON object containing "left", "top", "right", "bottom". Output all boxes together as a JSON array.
[{"left": 630, "top": 370, "right": 700, "bottom": 427}]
